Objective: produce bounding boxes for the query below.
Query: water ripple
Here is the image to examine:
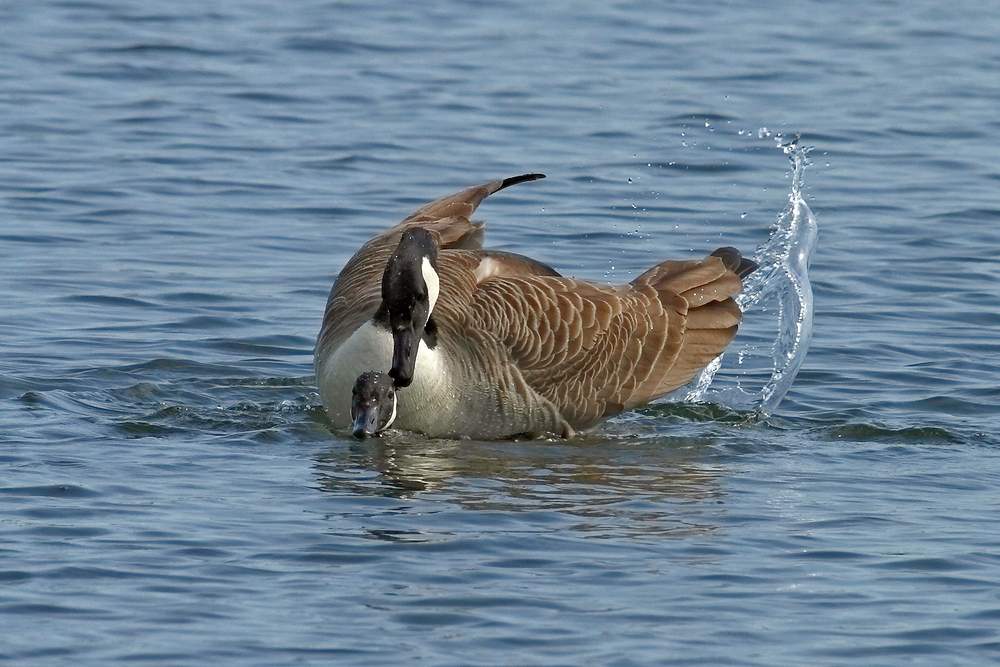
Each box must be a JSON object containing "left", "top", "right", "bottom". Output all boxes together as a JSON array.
[{"left": 3, "top": 0, "right": 1000, "bottom": 664}]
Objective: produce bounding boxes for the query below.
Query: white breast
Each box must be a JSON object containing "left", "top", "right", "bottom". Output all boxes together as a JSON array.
[
  {"left": 393, "top": 340, "right": 457, "bottom": 433},
  {"left": 316, "top": 322, "right": 392, "bottom": 425},
  {"left": 315, "top": 320, "right": 456, "bottom": 430}
]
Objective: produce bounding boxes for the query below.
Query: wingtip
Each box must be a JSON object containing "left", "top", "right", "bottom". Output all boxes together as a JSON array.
[
  {"left": 711, "top": 246, "right": 758, "bottom": 279},
  {"left": 498, "top": 173, "right": 546, "bottom": 191}
]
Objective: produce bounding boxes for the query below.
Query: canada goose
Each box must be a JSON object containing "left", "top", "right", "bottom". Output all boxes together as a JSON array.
[{"left": 316, "top": 173, "right": 756, "bottom": 440}]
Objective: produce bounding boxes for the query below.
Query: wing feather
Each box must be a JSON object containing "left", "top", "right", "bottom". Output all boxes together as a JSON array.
[
  {"left": 467, "top": 276, "right": 684, "bottom": 427},
  {"left": 465, "top": 254, "right": 747, "bottom": 429}
]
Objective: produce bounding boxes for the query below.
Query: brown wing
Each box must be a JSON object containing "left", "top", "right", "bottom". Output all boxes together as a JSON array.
[
  {"left": 466, "top": 255, "right": 744, "bottom": 429},
  {"left": 401, "top": 173, "right": 545, "bottom": 236},
  {"left": 316, "top": 174, "right": 545, "bottom": 357}
]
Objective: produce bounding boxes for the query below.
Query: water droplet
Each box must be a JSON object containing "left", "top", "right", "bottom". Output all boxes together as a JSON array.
[{"left": 684, "top": 142, "right": 817, "bottom": 417}]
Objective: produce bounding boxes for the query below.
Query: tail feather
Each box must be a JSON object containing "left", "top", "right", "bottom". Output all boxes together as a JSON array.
[
  {"left": 636, "top": 250, "right": 752, "bottom": 397},
  {"left": 711, "top": 246, "right": 757, "bottom": 279},
  {"left": 654, "top": 301, "right": 741, "bottom": 396}
]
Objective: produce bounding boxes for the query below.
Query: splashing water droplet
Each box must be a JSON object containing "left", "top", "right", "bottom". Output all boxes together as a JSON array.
[{"left": 681, "top": 137, "right": 817, "bottom": 417}]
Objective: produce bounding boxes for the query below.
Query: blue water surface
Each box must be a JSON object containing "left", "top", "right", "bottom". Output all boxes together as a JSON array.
[{"left": 2, "top": 1, "right": 1000, "bottom": 665}]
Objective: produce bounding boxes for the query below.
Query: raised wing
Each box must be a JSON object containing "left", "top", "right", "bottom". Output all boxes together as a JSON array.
[
  {"left": 316, "top": 174, "right": 545, "bottom": 357},
  {"left": 401, "top": 173, "right": 544, "bottom": 235}
]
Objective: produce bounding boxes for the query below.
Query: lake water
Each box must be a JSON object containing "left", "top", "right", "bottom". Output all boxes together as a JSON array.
[{"left": 3, "top": 1, "right": 1000, "bottom": 664}]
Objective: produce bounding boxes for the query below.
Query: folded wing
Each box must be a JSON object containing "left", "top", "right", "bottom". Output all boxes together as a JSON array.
[{"left": 468, "top": 254, "right": 746, "bottom": 428}]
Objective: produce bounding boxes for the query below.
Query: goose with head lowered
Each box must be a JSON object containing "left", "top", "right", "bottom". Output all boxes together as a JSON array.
[{"left": 316, "top": 173, "right": 756, "bottom": 440}]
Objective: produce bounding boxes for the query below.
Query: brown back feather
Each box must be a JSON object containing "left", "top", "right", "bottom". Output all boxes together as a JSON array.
[{"left": 464, "top": 254, "right": 747, "bottom": 429}]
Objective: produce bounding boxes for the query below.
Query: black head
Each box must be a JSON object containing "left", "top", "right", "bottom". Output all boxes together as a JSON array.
[
  {"left": 351, "top": 371, "right": 397, "bottom": 438},
  {"left": 374, "top": 228, "right": 440, "bottom": 387}
]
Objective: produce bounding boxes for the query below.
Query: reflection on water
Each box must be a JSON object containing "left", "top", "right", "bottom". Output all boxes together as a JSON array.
[{"left": 313, "top": 429, "right": 727, "bottom": 539}]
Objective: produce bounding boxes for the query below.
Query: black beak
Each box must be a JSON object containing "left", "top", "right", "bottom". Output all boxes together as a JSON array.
[
  {"left": 351, "top": 404, "right": 381, "bottom": 439},
  {"left": 389, "top": 326, "right": 418, "bottom": 388}
]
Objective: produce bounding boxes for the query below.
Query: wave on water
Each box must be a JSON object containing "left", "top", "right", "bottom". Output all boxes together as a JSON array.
[
  {"left": 682, "top": 137, "right": 818, "bottom": 417},
  {"left": 10, "top": 359, "right": 326, "bottom": 443}
]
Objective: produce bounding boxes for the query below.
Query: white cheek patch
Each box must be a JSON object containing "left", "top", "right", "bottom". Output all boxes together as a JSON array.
[
  {"left": 386, "top": 391, "right": 397, "bottom": 429},
  {"left": 421, "top": 257, "right": 440, "bottom": 316}
]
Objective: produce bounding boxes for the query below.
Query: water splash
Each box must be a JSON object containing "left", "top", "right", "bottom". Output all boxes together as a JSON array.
[{"left": 683, "top": 137, "right": 817, "bottom": 416}]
